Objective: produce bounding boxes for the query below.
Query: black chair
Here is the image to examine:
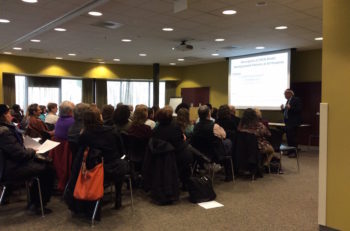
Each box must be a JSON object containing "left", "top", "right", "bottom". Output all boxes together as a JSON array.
[{"left": 45, "top": 123, "right": 55, "bottom": 131}]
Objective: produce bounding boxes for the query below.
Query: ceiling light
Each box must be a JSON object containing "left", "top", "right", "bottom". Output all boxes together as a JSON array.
[
  {"left": 162, "top": 27, "right": 174, "bottom": 31},
  {"left": 99, "top": 61, "right": 105, "bottom": 64},
  {"left": 22, "top": 0, "right": 38, "bottom": 3},
  {"left": 54, "top": 28, "right": 66, "bottom": 32},
  {"left": 88, "top": 11, "right": 103, "bottom": 16},
  {"left": 0, "top": 19, "right": 10, "bottom": 23},
  {"left": 275, "top": 26, "right": 288, "bottom": 30},
  {"left": 113, "top": 58, "right": 120, "bottom": 61},
  {"left": 315, "top": 37, "right": 323, "bottom": 41},
  {"left": 30, "top": 39, "right": 41, "bottom": 43},
  {"left": 177, "top": 58, "right": 184, "bottom": 61},
  {"left": 215, "top": 38, "right": 225, "bottom": 42},
  {"left": 255, "top": 46, "right": 265, "bottom": 49},
  {"left": 13, "top": 47, "right": 22, "bottom": 50},
  {"left": 3, "top": 52, "right": 12, "bottom": 55},
  {"left": 68, "top": 53, "right": 76, "bottom": 56},
  {"left": 139, "top": 53, "right": 147, "bottom": 57},
  {"left": 172, "top": 47, "right": 175, "bottom": 50},
  {"left": 169, "top": 63, "right": 176, "bottom": 65},
  {"left": 121, "top": 39, "right": 132, "bottom": 42},
  {"left": 55, "top": 57, "right": 63, "bottom": 60},
  {"left": 222, "top": 10, "right": 237, "bottom": 15},
  {"left": 211, "top": 53, "right": 219, "bottom": 56}
]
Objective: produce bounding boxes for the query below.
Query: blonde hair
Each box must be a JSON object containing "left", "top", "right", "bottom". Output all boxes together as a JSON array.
[
  {"left": 133, "top": 104, "right": 148, "bottom": 125},
  {"left": 254, "top": 108, "right": 262, "bottom": 119}
]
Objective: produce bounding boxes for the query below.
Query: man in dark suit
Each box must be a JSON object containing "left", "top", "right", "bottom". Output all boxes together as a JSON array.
[{"left": 281, "top": 89, "right": 302, "bottom": 155}]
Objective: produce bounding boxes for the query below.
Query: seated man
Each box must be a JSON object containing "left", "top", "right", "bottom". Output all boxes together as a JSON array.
[{"left": 191, "top": 105, "right": 233, "bottom": 181}]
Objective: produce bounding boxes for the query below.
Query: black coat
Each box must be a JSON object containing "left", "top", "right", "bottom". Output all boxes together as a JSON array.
[
  {"left": 152, "top": 121, "right": 186, "bottom": 153},
  {"left": 283, "top": 96, "right": 302, "bottom": 127}
]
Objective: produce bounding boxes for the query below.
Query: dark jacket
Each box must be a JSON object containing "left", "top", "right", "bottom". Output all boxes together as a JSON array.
[
  {"left": 152, "top": 121, "right": 186, "bottom": 153},
  {"left": 143, "top": 138, "right": 179, "bottom": 205},
  {"left": 283, "top": 96, "right": 302, "bottom": 127}
]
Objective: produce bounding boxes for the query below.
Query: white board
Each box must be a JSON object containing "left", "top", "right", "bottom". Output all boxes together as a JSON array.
[{"left": 169, "top": 97, "right": 182, "bottom": 112}]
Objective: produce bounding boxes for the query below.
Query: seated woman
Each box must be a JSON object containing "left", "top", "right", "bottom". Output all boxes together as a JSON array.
[
  {"left": 0, "top": 104, "right": 54, "bottom": 214},
  {"left": 45, "top": 102, "right": 59, "bottom": 128},
  {"left": 113, "top": 104, "right": 131, "bottom": 133},
  {"left": 238, "top": 108, "right": 276, "bottom": 167},
  {"left": 176, "top": 108, "right": 194, "bottom": 140},
  {"left": 10, "top": 104, "right": 23, "bottom": 124},
  {"left": 39, "top": 105, "right": 47, "bottom": 122},
  {"left": 128, "top": 104, "right": 152, "bottom": 140},
  {"left": 79, "top": 106, "right": 128, "bottom": 209},
  {"left": 26, "top": 103, "right": 53, "bottom": 139},
  {"left": 101, "top": 104, "right": 115, "bottom": 126},
  {"left": 216, "top": 104, "right": 239, "bottom": 140}
]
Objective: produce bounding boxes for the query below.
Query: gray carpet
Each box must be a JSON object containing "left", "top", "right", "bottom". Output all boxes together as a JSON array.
[{"left": 0, "top": 147, "right": 318, "bottom": 231}]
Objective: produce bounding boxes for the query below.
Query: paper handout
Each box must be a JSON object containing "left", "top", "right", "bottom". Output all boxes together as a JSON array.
[
  {"left": 198, "top": 201, "right": 224, "bottom": 209},
  {"left": 23, "top": 136, "right": 60, "bottom": 154}
]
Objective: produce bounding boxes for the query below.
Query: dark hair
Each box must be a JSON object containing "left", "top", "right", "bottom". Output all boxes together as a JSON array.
[
  {"left": 176, "top": 108, "right": 190, "bottom": 132},
  {"left": 39, "top": 105, "right": 46, "bottom": 115},
  {"left": 83, "top": 107, "right": 103, "bottom": 131},
  {"left": 152, "top": 105, "right": 160, "bottom": 121},
  {"left": 217, "top": 105, "right": 231, "bottom": 120},
  {"left": 47, "top": 103, "right": 57, "bottom": 112},
  {"left": 205, "top": 103, "right": 212, "bottom": 110},
  {"left": 198, "top": 105, "right": 210, "bottom": 121},
  {"left": 73, "top": 103, "right": 89, "bottom": 121},
  {"left": 239, "top": 108, "right": 258, "bottom": 129},
  {"left": 102, "top": 104, "right": 114, "bottom": 122},
  {"left": 11, "top": 104, "right": 21, "bottom": 113},
  {"left": 28, "top": 104, "right": 39, "bottom": 116},
  {"left": 175, "top": 102, "right": 190, "bottom": 114},
  {"left": 157, "top": 106, "right": 173, "bottom": 125},
  {"left": 0, "top": 104, "right": 10, "bottom": 123},
  {"left": 113, "top": 105, "right": 130, "bottom": 126},
  {"left": 148, "top": 107, "right": 154, "bottom": 120},
  {"left": 132, "top": 104, "right": 148, "bottom": 125},
  {"left": 211, "top": 107, "right": 218, "bottom": 120}
]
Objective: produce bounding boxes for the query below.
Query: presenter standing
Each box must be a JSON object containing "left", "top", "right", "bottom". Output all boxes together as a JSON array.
[{"left": 281, "top": 89, "right": 302, "bottom": 156}]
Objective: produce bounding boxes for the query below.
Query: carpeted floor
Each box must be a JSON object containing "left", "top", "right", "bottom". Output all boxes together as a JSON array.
[{"left": 0, "top": 147, "right": 319, "bottom": 231}]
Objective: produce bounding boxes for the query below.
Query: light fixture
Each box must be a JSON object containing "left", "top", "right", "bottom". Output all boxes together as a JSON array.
[
  {"left": 222, "top": 10, "right": 237, "bottom": 15},
  {"left": 0, "top": 19, "right": 10, "bottom": 23},
  {"left": 88, "top": 11, "right": 103, "bottom": 16},
  {"left": 54, "top": 28, "right": 66, "bottom": 32},
  {"left": 139, "top": 53, "right": 147, "bottom": 57},
  {"left": 169, "top": 63, "right": 176, "bottom": 65},
  {"left": 68, "top": 53, "right": 76, "bottom": 56},
  {"left": 30, "top": 39, "right": 41, "bottom": 43},
  {"left": 215, "top": 38, "right": 225, "bottom": 42},
  {"left": 211, "top": 53, "right": 219, "bottom": 56},
  {"left": 255, "top": 46, "right": 265, "bottom": 49},
  {"left": 177, "top": 58, "right": 184, "bottom": 61},
  {"left": 99, "top": 61, "right": 105, "bottom": 64},
  {"left": 55, "top": 57, "right": 63, "bottom": 59},
  {"left": 13, "top": 47, "right": 22, "bottom": 50},
  {"left": 121, "top": 39, "right": 132, "bottom": 42},
  {"left": 275, "top": 26, "right": 288, "bottom": 30},
  {"left": 172, "top": 47, "right": 175, "bottom": 50},
  {"left": 113, "top": 58, "right": 120, "bottom": 61},
  {"left": 3, "top": 52, "right": 12, "bottom": 55},
  {"left": 162, "top": 27, "right": 174, "bottom": 31},
  {"left": 315, "top": 37, "right": 323, "bottom": 41},
  {"left": 22, "top": 0, "right": 38, "bottom": 3}
]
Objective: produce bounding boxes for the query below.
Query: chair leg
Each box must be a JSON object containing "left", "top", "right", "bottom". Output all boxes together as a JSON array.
[
  {"left": 278, "top": 151, "right": 283, "bottom": 174},
  {"left": 191, "top": 160, "right": 197, "bottom": 176},
  {"left": 229, "top": 158, "right": 235, "bottom": 182},
  {"left": 128, "top": 176, "right": 134, "bottom": 213},
  {"left": 33, "top": 177, "right": 45, "bottom": 217},
  {"left": 91, "top": 200, "right": 100, "bottom": 226},
  {"left": 25, "top": 181, "right": 30, "bottom": 207},
  {"left": 0, "top": 185, "right": 6, "bottom": 204},
  {"left": 296, "top": 149, "right": 300, "bottom": 172}
]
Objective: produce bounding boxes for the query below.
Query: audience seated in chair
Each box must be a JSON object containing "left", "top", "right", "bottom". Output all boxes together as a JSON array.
[{"left": 25, "top": 103, "right": 54, "bottom": 139}]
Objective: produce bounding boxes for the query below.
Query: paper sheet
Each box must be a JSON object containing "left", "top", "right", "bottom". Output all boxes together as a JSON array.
[
  {"left": 23, "top": 136, "right": 41, "bottom": 150},
  {"left": 23, "top": 136, "right": 60, "bottom": 154},
  {"left": 198, "top": 201, "right": 224, "bottom": 209},
  {"left": 37, "top": 140, "right": 60, "bottom": 154}
]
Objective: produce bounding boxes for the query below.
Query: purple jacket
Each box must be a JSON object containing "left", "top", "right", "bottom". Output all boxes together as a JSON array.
[{"left": 54, "top": 116, "right": 75, "bottom": 140}]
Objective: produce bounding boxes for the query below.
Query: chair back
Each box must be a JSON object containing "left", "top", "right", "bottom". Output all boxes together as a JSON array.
[
  {"left": 45, "top": 123, "right": 55, "bottom": 131},
  {"left": 234, "top": 131, "right": 260, "bottom": 174},
  {"left": 124, "top": 134, "right": 148, "bottom": 163},
  {"left": 268, "top": 128, "right": 283, "bottom": 152}
]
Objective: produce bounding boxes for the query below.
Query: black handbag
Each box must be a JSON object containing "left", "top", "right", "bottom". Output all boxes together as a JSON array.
[{"left": 187, "top": 176, "right": 216, "bottom": 203}]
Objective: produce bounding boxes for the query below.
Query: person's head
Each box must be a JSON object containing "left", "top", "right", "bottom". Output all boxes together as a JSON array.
[
  {"left": 229, "top": 105, "right": 236, "bottom": 116},
  {"left": 11, "top": 104, "right": 21, "bottom": 113},
  {"left": 128, "top": 105, "right": 134, "bottom": 113},
  {"left": 205, "top": 103, "right": 213, "bottom": 112},
  {"left": 157, "top": 106, "right": 174, "bottom": 125},
  {"left": 176, "top": 108, "right": 190, "bottom": 131},
  {"left": 175, "top": 102, "right": 190, "bottom": 114},
  {"left": 116, "top": 102, "right": 123, "bottom": 108},
  {"left": 59, "top": 101, "right": 74, "bottom": 117},
  {"left": 152, "top": 105, "right": 160, "bottom": 121},
  {"left": 284, "top": 89, "right": 294, "bottom": 100},
  {"left": 240, "top": 108, "right": 258, "bottom": 128},
  {"left": 39, "top": 105, "right": 46, "bottom": 115},
  {"left": 217, "top": 104, "right": 231, "bottom": 120},
  {"left": 132, "top": 104, "right": 148, "bottom": 125},
  {"left": 28, "top": 103, "right": 41, "bottom": 117},
  {"left": 83, "top": 106, "right": 103, "bottom": 131},
  {"left": 148, "top": 107, "right": 154, "bottom": 120},
  {"left": 113, "top": 105, "right": 130, "bottom": 126},
  {"left": 47, "top": 102, "right": 58, "bottom": 114},
  {"left": 0, "top": 104, "right": 12, "bottom": 124},
  {"left": 211, "top": 107, "right": 218, "bottom": 120},
  {"left": 198, "top": 105, "right": 210, "bottom": 121},
  {"left": 101, "top": 104, "right": 115, "bottom": 122},
  {"left": 254, "top": 108, "right": 262, "bottom": 120},
  {"left": 73, "top": 103, "right": 89, "bottom": 121}
]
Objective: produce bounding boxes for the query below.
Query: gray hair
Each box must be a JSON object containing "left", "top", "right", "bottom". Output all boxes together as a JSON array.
[
  {"left": 198, "top": 105, "right": 210, "bottom": 121},
  {"left": 59, "top": 101, "right": 75, "bottom": 117},
  {"left": 73, "top": 103, "right": 89, "bottom": 121}
]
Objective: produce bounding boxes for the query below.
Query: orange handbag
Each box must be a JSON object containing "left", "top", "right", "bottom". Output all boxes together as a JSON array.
[{"left": 73, "top": 147, "right": 104, "bottom": 201}]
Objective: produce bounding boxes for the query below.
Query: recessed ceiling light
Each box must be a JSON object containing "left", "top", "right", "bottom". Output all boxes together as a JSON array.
[
  {"left": 139, "top": 53, "right": 147, "bottom": 57},
  {"left": 222, "top": 10, "right": 237, "bottom": 15},
  {"left": 22, "top": 0, "right": 38, "bottom": 3},
  {"left": 215, "top": 38, "right": 225, "bottom": 42},
  {"left": 275, "top": 26, "right": 288, "bottom": 30},
  {"left": 13, "top": 47, "right": 22, "bottom": 50},
  {"left": 172, "top": 47, "right": 175, "bottom": 50},
  {"left": 211, "top": 53, "right": 219, "bottom": 56},
  {"left": 177, "top": 58, "right": 184, "bottom": 61},
  {"left": 255, "top": 46, "right": 265, "bottom": 49},
  {"left": 68, "top": 53, "right": 76, "bottom": 56},
  {"left": 55, "top": 57, "right": 63, "bottom": 60},
  {"left": 54, "top": 28, "right": 66, "bottom": 32},
  {"left": 88, "top": 11, "right": 103, "bottom": 16},
  {"left": 314, "top": 37, "right": 323, "bottom": 41},
  {"left": 99, "top": 61, "right": 105, "bottom": 64},
  {"left": 30, "top": 39, "right": 41, "bottom": 43},
  {"left": 162, "top": 27, "right": 174, "bottom": 31},
  {"left": 0, "top": 19, "right": 10, "bottom": 23},
  {"left": 113, "top": 58, "right": 120, "bottom": 61},
  {"left": 3, "top": 52, "right": 12, "bottom": 55},
  {"left": 169, "top": 63, "right": 176, "bottom": 65},
  {"left": 121, "top": 39, "right": 132, "bottom": 42}
]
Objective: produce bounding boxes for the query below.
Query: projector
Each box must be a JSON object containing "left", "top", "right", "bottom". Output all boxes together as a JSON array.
[{"left": 175, "top": 41, "right": 193, "bottom": 51}]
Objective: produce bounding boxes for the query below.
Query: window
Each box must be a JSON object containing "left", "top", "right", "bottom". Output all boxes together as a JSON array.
[
  {"left": 61, "top": 79, "right": 82, "bottom": 104},
  {"left": 15, "top": 75, "right": 26, "bottom": 111},
  {"left": 107, "top": 81, "right": 121, "bottom": 107}
]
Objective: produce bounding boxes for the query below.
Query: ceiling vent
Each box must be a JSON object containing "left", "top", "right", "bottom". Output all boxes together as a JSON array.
[
  {"left": 93, "top": 20, "right": 123, "bottom": 29},
  {"left": 175, "top": 40, "right": 193, "bottom": 51}
]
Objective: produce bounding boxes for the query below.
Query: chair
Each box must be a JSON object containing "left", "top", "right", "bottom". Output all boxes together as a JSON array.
[{"left": 279, "top": 144, "right": 299, "bottom": 172}]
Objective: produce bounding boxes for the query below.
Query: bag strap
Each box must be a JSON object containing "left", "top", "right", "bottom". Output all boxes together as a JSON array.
[{"left": 81, "top": 147, "right": 89, "bottom": 176}]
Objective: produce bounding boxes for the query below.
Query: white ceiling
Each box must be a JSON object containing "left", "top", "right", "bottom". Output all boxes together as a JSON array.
[{"left": 0, "top": 0, "right": 322, "bottom": 66}]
